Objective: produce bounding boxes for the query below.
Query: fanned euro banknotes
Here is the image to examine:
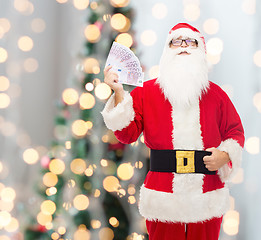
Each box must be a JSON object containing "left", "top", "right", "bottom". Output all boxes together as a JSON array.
[{"left": 105, "top": 42, "right": 144, "bottom": 87}]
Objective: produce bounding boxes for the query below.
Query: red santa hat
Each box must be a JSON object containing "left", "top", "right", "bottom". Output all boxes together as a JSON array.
[{"left": 166, "top": 23, "right": 206, "bottom": 53}]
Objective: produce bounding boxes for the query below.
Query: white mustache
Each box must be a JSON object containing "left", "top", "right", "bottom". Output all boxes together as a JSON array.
[
  {"left": 176, "top": 48, "right": 192, "bottom": 54},
  {"left": 169, "top": 47, "right": 193, "bottom": 56}
]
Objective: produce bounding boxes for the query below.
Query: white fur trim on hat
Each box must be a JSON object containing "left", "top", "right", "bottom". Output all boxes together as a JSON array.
[
  {"left": 218, "top": 139, "right": 243, "bottom": 182},
  {"left": 101, "top": 91, "right": 135, "bottom": 131},
  {"left": 139, "top": 184, "right": 230, "bottom": 223}
]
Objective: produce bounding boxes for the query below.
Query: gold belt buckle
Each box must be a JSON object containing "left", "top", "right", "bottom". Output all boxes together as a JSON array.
[{"left": 176, "top": 151, "right": 195, "bottom": 173}]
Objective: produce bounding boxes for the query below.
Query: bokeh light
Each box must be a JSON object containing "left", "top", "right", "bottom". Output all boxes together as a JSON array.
[
  {"left": 128, "top": 184, "right": 136, "bottom": 195},
  {"left": 46, "top": 187, "right": 57, "bottom": 196},
  {"left": 43, "top": 172, "right": 58, "bottom": 187},
  {"left": 1, "top": 121, "right": 16, "bottom": 137},
  {"left": 0, "top": 18, "right": 11, "bottom": 34},
  {"left": 18, "top": 36, "right": 34, "bottom": 52},
  {"left": 41, "top": 200, "right": 56, "bottom": 215},
  {"left": 152, "top": 3, "right": 168, "bottom": 19},
  {"left": 0, "top": 187, "right": 16, "bottom": 202},
  {"left": 49, "top": 159, "right": 65, "bottom": 175},
  {"left": 0, "top": 27, "right": 4, "bottom": 39},
  {"left": 85, "top": 82, "right": 94, "bottom": 91},
  {"left": 117, "top": 163, "right": 134, "bottom": 180},
  {"left": 56, "top": 0, "right": 68, "bottom": 3},
  {"left": 4, "top": 217, "right": 19, "bottom": 232},
  {"left": 103, "top": 176, "right": 120, "bottom": 192},
  {"left": 62, "top": 88, "right": 79, "bottom": 105},
  {"left": 23, "top": 148, "right": 39, "bottom": 164},
  {"left": 90, "top": 2, "right": 98, "bottom": 9},
  {"left": 94, "top": 189, "right": 101, "bottom": 198},
  {"left": 183, "top": 4, "right": 200, "bottom": 21},
  {"left": 109, "top": 217, "right": 119, "bottom": 227},
  {"left": 223, "top": 210, "right": 240, "bottom": 235},
  {"left": 84, "top": 58, "right": 100, "bottom": 74},
  {"left": 206, "top": 54, "right": 221, "bottom": 65},
  {"left": 71, "top": 120, "right": 88, "bottom": 137},
  {"left": 149, "top": 65, "right": 159, "bottom": 79},
  {"left": 14, "top": 0, "right": 30, "bottom": 12},
  {"left": 253, "top": 92, "right": 261, "bottom": 112},
  {"left": 73, "top": 194, "right": 89, "bottom": 210},
  {"left": 70, "top": 158, "right": 87, "bottom": 174},
  {"left": 245, "top": 136, "right": 260, "bottom": 154},
  {"left": 253, "top": 50, "right": 261, "bottom": 67},
  {"left": 37, "top": 212, "right": 52, "bottom": 226},
  {"left": 51, "top": 232, "right": 59, "bottom": 240},
  {"left": 0, "top": 18, "right": 10, "bottom": 39},
  {"left": 24, "top": 58, "right": 39, "bottom": 72},
  {"left": 84, "top": 24, "right": 100, "bottom": 43},
  {"left": 242, "top": 0, "right": 256, "bottom": 15},
  {"left": 203, "top": 18, "right": 219, "bottom": 35},
  {"left": 79, "top": 93, "right": 95, "bottom": 109},
  {"left": 31, "top": 18, "right": 46, "bottom": 33},
  {"left": 0, "top": 93, "right": 10, "bottom": 109},
  {"left": 128, "top": 196, "right": 136, "bottom": 204},
  {"left": 115, "top": 33, "right": 133, "bottom": 48},
  {"left": 14, "top": 0, "right": 34, "bottom": 15},
  {"left": 0, "top": 48, "right": 8, "bottom": 63},
  {"left": 94, "top": 83, "right": 112, "bottom": 100},
  {"left": 58, "top": 226, "right": 66, "bottom": 235},
  {"left": 6, "top": 63, "right": 21, "bottom": 78},
  {"left": 65, "top": 141, "right": 71, "bottom": 149},
  {"left": 74, "top": 227, "right": 91, "bottom": 240},
  {"left": 0, "top": 236, "right": 11, "bottom": 240},
  {"left": 231, "top": 168, "right": 244, "bottom": 184},
  {"left": 99, "top": 227, "right": 114, "bottom": 240},
  {"left": 110, "top": 0, "right": 130, "bottom": 8},
  {"left": 91, "top": 220, "right": 101, "bottom": 229},
  {"left": 85, "top": 167, "right": 93, "bottom": 177},
  {"left": 0, "top": 211, "right": 11, "bottom": 227},
  {"left": 73, "top": 0, "right": 89, "bottom": 10},
  {"left": 206, "top": 38, "right": 224, "bottom": 55},
  {"left": 0, "top": 162, "right": 3, "bottom": 173},
  {"left": 111, "top": 13, "right": 130, "bottom": 32},
  {"left": 140, "top": 30, "right": 157, "bottom": 46}
]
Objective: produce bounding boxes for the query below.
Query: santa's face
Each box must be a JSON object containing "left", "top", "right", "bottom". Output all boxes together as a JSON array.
[
  {"left": 169, "top": 36, "right": 198, "bottom": 56},
  {"left": 157, "top": 33, "right": 209, "bottom": 107}
]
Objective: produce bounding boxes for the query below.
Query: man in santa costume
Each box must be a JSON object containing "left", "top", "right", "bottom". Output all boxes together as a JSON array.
[{"left": 101, "top": 23, "right": 245, "bottom": 240}]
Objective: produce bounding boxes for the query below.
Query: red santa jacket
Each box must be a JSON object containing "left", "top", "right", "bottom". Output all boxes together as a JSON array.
[{"left": 101, "top": 79, "right": 244, "bottom": 223}]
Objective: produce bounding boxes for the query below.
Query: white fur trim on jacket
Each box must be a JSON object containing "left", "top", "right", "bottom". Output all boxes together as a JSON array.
[
  {"left": 101, "top": 91, "right": 135, "bottom": 131},
  {"left": 139, "top": 184, "right": 230, "bottom": 223},
  {"left": 218, "top": 139, "right": 243, "bottom": 182},
  {"left": 171, "top": 101, "right": 204, "bottom": 150}
]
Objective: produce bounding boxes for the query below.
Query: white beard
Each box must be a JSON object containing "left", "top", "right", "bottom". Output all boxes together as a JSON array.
[{"left": 157, "top": 46, "right": 209, "bottom": 107}]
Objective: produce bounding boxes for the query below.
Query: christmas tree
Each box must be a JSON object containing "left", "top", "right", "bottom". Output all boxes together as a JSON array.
[{"left": 24, "top": 1, "right": 149, "bottom": 239}]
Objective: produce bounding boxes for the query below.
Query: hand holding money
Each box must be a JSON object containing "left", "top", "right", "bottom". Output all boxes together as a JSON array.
[
  {"left": 104, "top": 65, "right": 124, "bottom": 106},
  {"left": 105, "top": 42, "right": 144, "bottom": 87}
]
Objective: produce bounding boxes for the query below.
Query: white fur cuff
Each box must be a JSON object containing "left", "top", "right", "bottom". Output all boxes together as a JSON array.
[
  {"left": 101, "top": 91, "right": 135, "bottom": 131},
  {"left": 218, "top": 139, "right": 243, "bottom": 182}
]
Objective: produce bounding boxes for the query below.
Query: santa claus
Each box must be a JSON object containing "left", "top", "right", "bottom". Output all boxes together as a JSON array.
[{"left": 101, "top": 23, "right": 245, "bottom": 240}]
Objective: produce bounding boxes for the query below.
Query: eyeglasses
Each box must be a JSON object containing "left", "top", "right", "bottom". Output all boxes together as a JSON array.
[{"left": 170, "top": 38, "right": 198, "bottom": 48}]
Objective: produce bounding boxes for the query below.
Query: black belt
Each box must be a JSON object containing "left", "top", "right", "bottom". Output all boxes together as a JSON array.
[{"left": 150, "top": 149, "right": 216, "bottom": 175}]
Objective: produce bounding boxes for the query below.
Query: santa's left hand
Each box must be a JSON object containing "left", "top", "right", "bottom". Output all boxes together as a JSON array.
[{"left": 203, "top": 147, "right": 230, "bottom": 171}]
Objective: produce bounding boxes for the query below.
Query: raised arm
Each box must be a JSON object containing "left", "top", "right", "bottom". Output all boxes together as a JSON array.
[{"left": 101, "top": 66, "right": 144, "bottom": 144}]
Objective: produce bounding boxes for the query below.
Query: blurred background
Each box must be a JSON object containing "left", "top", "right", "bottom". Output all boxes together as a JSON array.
[{"left": 0, "top": 0, "right": 260, "bottom": 239}]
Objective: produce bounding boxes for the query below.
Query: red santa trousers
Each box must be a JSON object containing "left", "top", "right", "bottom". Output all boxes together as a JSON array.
[{"left": 146, "top": 217, "right": 222, "bottom": 240}]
